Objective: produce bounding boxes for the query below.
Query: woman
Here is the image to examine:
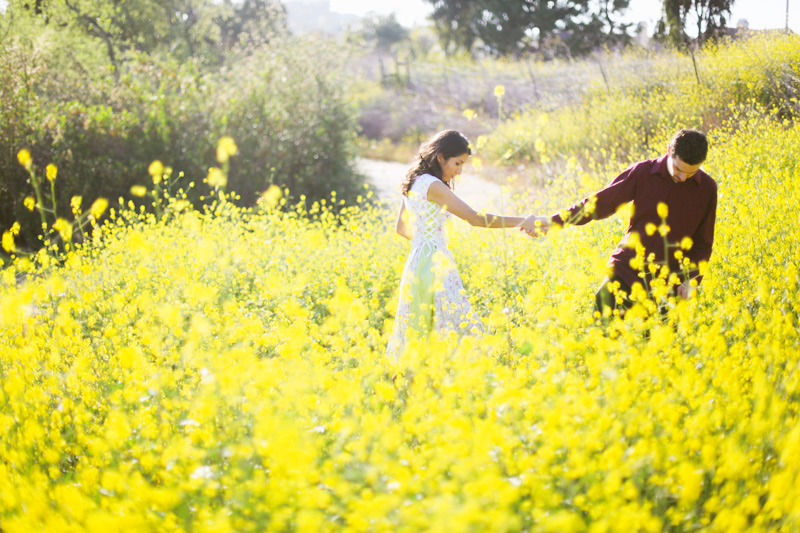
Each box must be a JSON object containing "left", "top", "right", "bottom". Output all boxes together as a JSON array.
[{"left": 386, "top": 130, "right": 534, "bottom": 359}]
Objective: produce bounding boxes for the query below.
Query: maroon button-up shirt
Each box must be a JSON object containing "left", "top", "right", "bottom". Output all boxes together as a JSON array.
[{"left": 551, "top": 155, "right": 718, "bottom": 290}]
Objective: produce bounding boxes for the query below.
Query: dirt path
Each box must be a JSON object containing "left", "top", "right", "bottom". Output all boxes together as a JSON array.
[{"left": 357, "top": 158, "right": 518, "bottom": 212}]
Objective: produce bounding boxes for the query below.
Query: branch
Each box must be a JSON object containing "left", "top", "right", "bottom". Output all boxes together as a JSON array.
[{"left": 63, "top": 0, "right": 120, "bottom": 78}]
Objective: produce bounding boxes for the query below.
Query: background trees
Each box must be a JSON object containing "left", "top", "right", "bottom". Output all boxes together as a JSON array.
[
  {"left": 424, "top": 0, "right": 633, "bottom": 58},
  {"left": 358, "top": 13, "right": 410, "bottom": 52},
  {"left": 424, "top": 0, "right": 736, "bottom": 57},
  {"left": 0, "top": 0, "right": 363, "bottom": 250},
  {"left": 656, "top": 0, "right": 735, "bottom": 47},
  {"left": 6, "top": 0, "right": 287, "bottom": 70}
]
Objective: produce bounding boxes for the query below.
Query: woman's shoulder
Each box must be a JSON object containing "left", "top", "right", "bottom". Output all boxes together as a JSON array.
[{"left": 409, "top": 173, "right": 441, "bottom": 195}]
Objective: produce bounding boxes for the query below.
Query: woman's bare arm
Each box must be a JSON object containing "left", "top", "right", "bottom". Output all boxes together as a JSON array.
[
  {"left": 426, "top": 180, "right": 524, "bottom": 228},
  {"left": 395, "top": 199, "right": 413, "bottom": 240}
]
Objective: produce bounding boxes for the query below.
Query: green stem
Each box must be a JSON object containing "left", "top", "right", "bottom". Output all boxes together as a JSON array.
[
  {"left": 50, "top": 179, "right": 57, "bottom": 217},
  {"left": 29, "top": 169, "right": 50, "bottom": 242}
]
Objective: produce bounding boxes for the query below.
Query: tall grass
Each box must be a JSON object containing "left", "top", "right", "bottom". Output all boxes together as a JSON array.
[{"left": 480, "top": 33, "right": 800, "bottom": 173}]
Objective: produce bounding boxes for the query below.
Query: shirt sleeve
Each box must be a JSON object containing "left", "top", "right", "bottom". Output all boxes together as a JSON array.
[
  {"left": 684, "top": 182, "right": 717, "bottom": 285},
  {"left": 551, "top": 163, "right": 640, "bottom": 226}
]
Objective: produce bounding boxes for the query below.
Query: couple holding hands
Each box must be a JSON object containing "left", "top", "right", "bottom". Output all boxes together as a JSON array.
[{"left": 386, "top": 129, "right": 717, "bottom": 358}]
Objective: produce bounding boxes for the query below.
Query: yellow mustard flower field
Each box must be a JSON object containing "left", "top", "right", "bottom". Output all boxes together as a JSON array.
[{"left": 2, "top": 106, "right": 800, "bottom": 531}]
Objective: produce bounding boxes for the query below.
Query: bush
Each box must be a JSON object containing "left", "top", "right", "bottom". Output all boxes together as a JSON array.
[
  {"left": 481, "top": 33, "right": 800, "bottom": 171},
  {"left": 211, "top": 38, "right": 366, "bottom": 207},
  {"left": 0, "top": 33, "right": 366, "bottom": 250}
]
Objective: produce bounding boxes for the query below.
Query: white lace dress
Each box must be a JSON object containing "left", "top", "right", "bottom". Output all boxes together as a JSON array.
[{"left": 386, "top": 174, "right": 484, "bottom": 359}]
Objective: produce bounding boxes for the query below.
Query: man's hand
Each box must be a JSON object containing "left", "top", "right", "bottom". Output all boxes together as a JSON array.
[
  {"left": 677, "top": 279, "right": 693, "bottom": 299},
  {"left": 520, "top": 215, "right": 551, "bottom": 237}
]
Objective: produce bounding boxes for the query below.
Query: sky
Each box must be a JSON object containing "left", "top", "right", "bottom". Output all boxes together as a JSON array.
[{"left": 330, "top": 0, "right": 799, "bottom": 34}]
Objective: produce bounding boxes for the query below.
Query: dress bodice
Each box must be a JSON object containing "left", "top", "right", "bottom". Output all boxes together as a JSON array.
[{"left": 406, "top": 174, "right": 450, "bottom": 248}]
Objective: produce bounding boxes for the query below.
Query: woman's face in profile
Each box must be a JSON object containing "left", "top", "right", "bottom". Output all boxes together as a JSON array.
[{"left": 438, "top": 153, "right": 469, "bottom": 183}]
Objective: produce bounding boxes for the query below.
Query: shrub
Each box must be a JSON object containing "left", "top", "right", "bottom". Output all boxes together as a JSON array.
[
  {"left": 481, "top": 33, "right": 800, "bottom": 171},
  {"left": 0, "top": 34, "right": 366, "bottom": 250},
  {"left": 211, "top": 38, "right": 366, "bottom": 207}
]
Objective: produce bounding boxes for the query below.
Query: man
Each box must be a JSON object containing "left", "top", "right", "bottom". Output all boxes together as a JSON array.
[{"left": 522, "top": 129, "right": 717, "bottom": 318}]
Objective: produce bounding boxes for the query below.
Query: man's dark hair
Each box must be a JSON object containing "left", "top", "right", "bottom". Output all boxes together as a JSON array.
[{"left": 669, "top": 129, "right": 708, "bottom": 165}]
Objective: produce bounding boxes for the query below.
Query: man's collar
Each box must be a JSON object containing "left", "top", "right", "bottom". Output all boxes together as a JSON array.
[{"left": 652, "top": 154, "right": 669, "bottom": 177}]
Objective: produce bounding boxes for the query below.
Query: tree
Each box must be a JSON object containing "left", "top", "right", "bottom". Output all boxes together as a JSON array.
[
  {"left": 216, "top": 0, "right": 287, "bottom": 51},
  {"left": 426, "top": 0, "right": 483, "bottom": 54},
  {"left": 5, "top": 0, "right": 286, "bottom": 70},
  {"left": 11, "top": 0, "right": 170, "bottom": 72},
  {"left": 424, "top": 0, "right": 632, "bottom": 58},
  {"left": 562, "top": 0, "right": 633, "bottom": 57},
  {"left": 473, "top": 0, "right": 568, "bottom": 57},
  {"left": 655, "top": 0, "right": 734, "bottom": 48},
  {"left": 358, "top": 13, "right": 409, "bottom": 52}
]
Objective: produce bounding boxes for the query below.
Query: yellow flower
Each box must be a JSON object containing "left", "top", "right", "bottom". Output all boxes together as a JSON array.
[
  {"left": 207, "top": 167, "right": 227, "bottom": 188},
  {"left": 566, "top": 156, "right": 578, "bottom": 171},
  {"left": 149, "top": 160, "right": 164, "bottom": 184},
  {"left": 625, "top": 231, "right": 641, "bottom": 248},
  {"left": 24, "top": 196, "right": 35, "bottom": 211},
  {"left": 2, "top": 230, "right": 15, "bottom": 253},
  {"left": 217, "top": 136, "right": 238, "bottom": 163},
  {"left": 462, "top": 109, "right": 477, "bottom": 121},
  {"left": 645, "top": 223, "right": 657, "bottom": 236},
  {"left": 260, "top": 185, "right": 283, "bottom": 210},
  {"left": 680, "top": 236, "right": 694, "bottom": 250},
  {"left": 90, "top": 198, "right": 109, "bottom": 220},
  {"left": 10, "top": 222, "right": 20, "bottom": 235},
  {"left": 494, "top": 84, "right": 506, "bottom": 98},
  {"left": 172, "top": 200, "right": 191, "bottom": 212},
  {"left": 17, "top": 149, "right": 32, "bottom": 170},
  {"left": 53, "top": 218, "right": 73, "bottom": 241},
  {"left": 46, "top": 163, "right": 58, "bottom": 182},
  {"left": 657, "top": 202, "right": 668, "bottom": 219},
  {"left": 71, "top": 196, "right": 82, "bottom": 215},
  {"left": 130, "top": 185, "right": 148, "bottom": 197}
]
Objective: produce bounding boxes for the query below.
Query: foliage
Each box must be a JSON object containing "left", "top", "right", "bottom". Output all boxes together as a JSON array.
[
  {"left": 655, "top": 0, "right": 734, "bottom": 48},
  {"left": 560, "top": 0, "right": 633, "bottom": 58},
  {"left": 2, "top": 14, "right": 800, "bottom": 532},
  {"left": 3, "top": 0, "right": 287, "bottom": 69},
  {"left": 215, "top": 0, "right": 288, "bottom": 53},
  {"left": 424, "top": 0, "right": 482, "bottom": 54},
  {"left": 209, "top": 38, "right": 367, "bottom": 208},
  {"left": 0, "top": 33, "right": 367, "bottom": 249},
  {"left": 354, "top": 32, "right": 799, "bottom": 159},
  {"left": 424, "top": 0, "right": 632, "bottom": 58},
  {"left": 479, "top": 33, "right": 800, "bottom": 172},
  {"left": 355, "top": 13, "right": 410, "bottom": 52},
  {"left": 1, "top": 108, "right": 800, "bottom": 530}
]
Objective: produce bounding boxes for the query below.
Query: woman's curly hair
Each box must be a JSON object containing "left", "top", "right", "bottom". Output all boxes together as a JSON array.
[{"left": 401, "top": 130, "right": 471, "bottom": 196}]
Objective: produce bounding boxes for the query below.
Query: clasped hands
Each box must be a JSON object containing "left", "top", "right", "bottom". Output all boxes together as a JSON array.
[
  {"left": 517, "top": 215, "right": 696, "bottom": 300},
  {"left": 519, "top": 214, "right": 552, "bottom": 237}
]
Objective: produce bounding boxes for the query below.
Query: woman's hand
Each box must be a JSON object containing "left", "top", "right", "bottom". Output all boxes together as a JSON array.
[
  {"left": 677, "top": 279, "right": 694, "bottom": 299},
  {"left": 520, "top": 215, "right": 551, "bottom": 237}
]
